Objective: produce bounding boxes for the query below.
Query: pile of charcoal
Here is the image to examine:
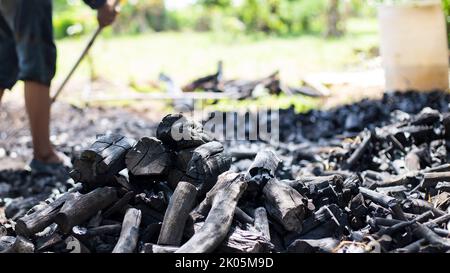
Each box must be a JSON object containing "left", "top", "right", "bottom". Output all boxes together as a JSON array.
[{"left": 2, "top": 91, "right": 450, "bottom": 253}]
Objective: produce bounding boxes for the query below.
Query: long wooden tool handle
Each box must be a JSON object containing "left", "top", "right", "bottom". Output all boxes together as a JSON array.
[
  {"left": 51, "top": 27, "right": 102, "bottom": 104},
  {"left": 51, "top": 0, "right": 121, "bottom": 104}
]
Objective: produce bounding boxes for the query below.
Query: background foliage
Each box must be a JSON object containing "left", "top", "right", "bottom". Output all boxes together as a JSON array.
[{"left": 52, "top": 0, "right": 379, "bottom": 39}]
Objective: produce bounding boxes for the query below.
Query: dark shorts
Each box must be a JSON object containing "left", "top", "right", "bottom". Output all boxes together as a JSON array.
[{"left": 0, "top": 0, "right": 56, "bottom": 90}]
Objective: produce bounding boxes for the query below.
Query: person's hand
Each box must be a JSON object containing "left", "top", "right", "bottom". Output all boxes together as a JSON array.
[{"left": 97, "top": 0, "right": 119, "bottom": 28}]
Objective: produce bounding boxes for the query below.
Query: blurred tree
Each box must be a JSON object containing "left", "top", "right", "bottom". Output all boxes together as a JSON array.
[{"left": 325, "top": 0, "right": 344, "bottom": 37}]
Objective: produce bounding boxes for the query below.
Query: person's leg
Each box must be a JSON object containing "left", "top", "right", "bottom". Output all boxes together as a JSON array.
[
  {"left": 24, "top": 81, "right": 61, "bottom": 163},
  {"left": 14, "top": 0, "right": 61, "bottom": 164}
]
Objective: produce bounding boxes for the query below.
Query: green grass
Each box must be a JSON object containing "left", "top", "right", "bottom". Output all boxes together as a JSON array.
[
  {"left": 52, "top": 17, "right": 379, "bottom": 111},
  {"left": 55, "top": 18, "right": 378, "bottom": 83}
]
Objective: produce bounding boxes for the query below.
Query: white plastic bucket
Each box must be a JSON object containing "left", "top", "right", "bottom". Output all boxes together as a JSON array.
[{"left": 378, "top": 0, "right": 449, "bottom": 91}]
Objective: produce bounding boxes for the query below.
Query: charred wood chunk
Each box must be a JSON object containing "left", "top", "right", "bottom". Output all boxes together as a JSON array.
[
  {"left": 413, "top": 223, "right": 450, "bottom": 250},
  {"left": 263, "top": 178, "right": 306, "bottom": 233},
  {"left": 166, "top": 168, "right": 196, "bottom": 190},
  {"left": 103, "top": 191, "right": 135, "bottom": 218},
  {"left": 125, "top": 137, "right": 171, "bottom": 177},
  {"left": 287, "top": 237, "right": 339, "bottom": 253},
  {"left": 140, "top": 243, "right": 179, "bottom": 253},
  {"left": 296, "top": 204, "right": 346, "bottom": 239},
  {"left": 186, "top": 141, "right": 231, "bottom": 194},
  {"left": 175, "top": 147, "right": 196, "bottom": 171},
  {"left": 405, "top": 147, "right": 423, "bottom": 171},
  {"left": 218, "top": 225, "right": 273, "bottom": 253},
  {"left": 183, "top": 61, "right": 223, "bottom": 92},
  {"left": 358, "top": 187, "right": 406, "bottom": 220},
  {"left": 113, "top": 208, "right": 142, "bottom": 253},
  {"left": 248, "top": 150, "right": 281, "bottom": 181},
  {"left": 254, "top": 207, "right": 270, "bottom": 241},
  {"left": 177, "top": 172, "right": 247, "bottom": 253},
  {"left": 158, "top": 182, "right": 198, "bottom": 246},
  {"left": 410, "top": 107, "right": 441, "bottom": 126},
  {"left": 343, "top": 130, "right": 372, "bottom": 170},
  {"left": 422, "top": 172, "right": 450, "bottom": 189},
  {"left": 140, "top": 222, "right": 162, "bottom": 244},
  {"left": 15, "top": 192, "right": 74, "bottom": 237},
  {"left": 0, "top": 236, "right": 34, "bottom": 253},
  {"left": 71, "top": 134, "right": 136, "bottom": 186},
  {"left": 135, "top": 190, "right": 167, "bottom": 213},
  {"left": 402, "top": 198, "right": 446, "bottom": 217},
  {"left": 55, "top": 187, "right": 118, "bottom": 234},
  {"left": 156, "top": 114, "right": 213, "bottom": 150},
  {"left": 234, "top": 207, "right": 254, "bottom": 225}
]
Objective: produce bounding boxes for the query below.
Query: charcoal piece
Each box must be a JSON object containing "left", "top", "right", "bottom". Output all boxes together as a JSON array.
[
  {"left": 0, "top": 236, "right": 34, "bottom": 253},
  {"left": 158, "top": 182, "right": 197, "bottom": 246},
  {"left": 234, "top": 207, "right": 254, "bottom": 225},
  {"left": 5, "top": 196, "right": 42, "bottom": 221},
  {"left": 183, "top": 61, "right": 223, "bottom": 92},
  {"left": 16, "top": 192, "right": 74, "bottom": 237},
  {"left": 112, "top": 208, "right": 142, "bottom": 253},
  {"left": 55, "top": 187, "right": 118, "bottom": 234},
  {"left": 71, "top": 134, "right": 136, "bottom": 187},
  {"left": 186, "top": 141, "right": 231, "bottom": 194},
  {"left": 177, "top": 172, "right": 247, "bottom": 253},
  {"left": 166, "top": 168, "right": 195, "bottom": 190},
  {"left": 343, "top": 130, "right": 372, "bottom": 170},
  {"left": 248, "top": 150, "right": 281, "bottom": 180},
  {"left": 125, "top": 137, "right": 171, "bottom": 176},
  {"left": 263, "top": 178, "right": 306, "bottom": 233},
  {"left": 219, "top": 225, "right": 273, "bottom": 253},
  {"left": 174, "top": 147, "right": 196, "bottom": 171},
  {"left": 254, "top": 207, "right": 270, "bottom": 241},
  {"left": 156, "top": 114, "right": 213, "bottom": 150},
  {"left": 358, "top": 187, "right": 406, "bottom": 220},
  {"left": 103, "top": 191, "right": 135, "bottom": 218}
]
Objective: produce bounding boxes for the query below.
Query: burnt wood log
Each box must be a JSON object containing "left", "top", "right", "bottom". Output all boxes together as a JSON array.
[
  {"left": 175, "top": 147, "right": 196, "bottom": 171},
  {"left": 166, "top": 168, "right": 196, "bottom": 190},
  {"left": 412, "top": 223, "right": 450, "bottom": 250},
  {"left": 402, "top": 198, "right": 446, "bottom": 217},
  {"left": 103, "top": 191, "right": 135, "bottom": 218},
  {"left": 358, "top": 187, "right": 407, "bottom": 220},
  {"left": 158, "top": 182, "right": 197, "bottom": 246},
  {"left": 0, "top": 236, "right": 34, "bottom": 253},
  {"left": 248, "top": 150, "right": 281, "bottom": 180},
  {"left": 343, "top": 131, "right": 372, "bottom": 170},
  {"left": 55, "top": 187, "right": 118, "bottom": 234},
  {"left": 176, "top": 172, "right": 247, "bottom": 253},
  {"left": 183, "top": 61, "right": 223, "bottom": 92},
  {"left": 219, "top": 225, "right": 273, "bottom": 253},
  {"left": 234, "top": 207, "right": 254, "bottom": 225},
  {"left": 125, "top": 137, "right": 171, "bottom": 176},
  {"left": 15, "top": 192, "right": 75, "bottom": 237},
  {"left": 405, "top": 147, "right": 423, "bottom": 171},
  {"left": 71, "top": 134, "right": 136, "bottom": 187},
  {"left": 421, "top": 172, "right": 450, "bottom": 188},
  {"left": 254, "top": 207, "right": 270, "bottom": 241},
  {"left": 186, "top": 141, "right": 232, "bottom": 194},
  {"left": 157, "top": 114, "right": 213, "bottom": 150},
  {"left": 263, "top": 178, "right": 306, "bottom": 233},
  {"left": 112, "top": 208, "right": 142, "bottom": 253}
]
